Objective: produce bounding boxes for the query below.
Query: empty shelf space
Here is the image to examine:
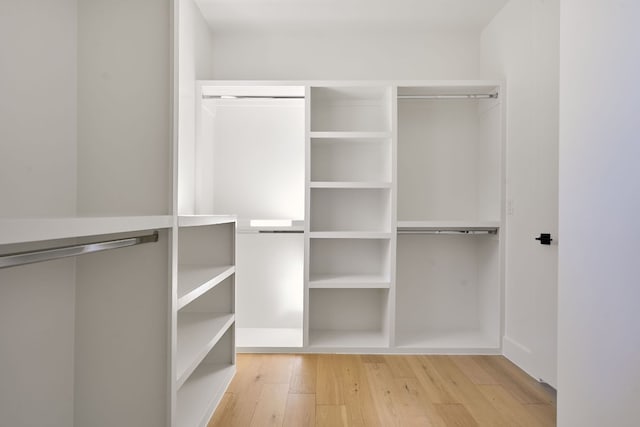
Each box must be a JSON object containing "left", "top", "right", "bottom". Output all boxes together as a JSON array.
[
  {"left": 395, "top": 329, "right": 499, "bottom": 351},
  {"left": 0, "top": 215, "right": 173, "bottom": 245},
  {"left": 236, "top": 328, "right": 303, "bottom": 349},
  {"left": 310, "top": 181, "right": 391, "bottom": 189},
  {"left": 176, "top": 313, "right": 235, "bottom": 388},
  {"left": 309, "top": 274, "right": 391, "bottom": 289},
  {"left": 309, "top": 329, "right": 388, "bottom": 348},
  {"left": 177, "top": 265, "right": 235, "bottom": 310},
  {"left": 178, "top": 215, "right": 236, "bottom": 227},
  {"left": 309, "top": 131, "right": 392, "bottom": 139},
  {"left": 176, "top": 363, "right": 236, "bottom": 427}
]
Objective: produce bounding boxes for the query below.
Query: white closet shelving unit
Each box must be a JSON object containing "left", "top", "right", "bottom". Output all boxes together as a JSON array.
[
  {"left": 174, "top": 215, "right": 236, "bottom": 427},
  {"left": 193, "top": 80, "right": 503, "bottom": 356},
  {"left": 305, "top": 84, "right": 397, "bottom": 350}
]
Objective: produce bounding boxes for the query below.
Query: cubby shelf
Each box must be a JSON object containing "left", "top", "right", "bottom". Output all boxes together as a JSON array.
[
  {"left": 397, "top": 220, "right": 500, "bottom": 231},
  {"left": 177, "top": 265, "right": 235, "bottom": 310},
  {"left": 309, "top": 274, "right": 391, "bottom": 289},
  {"left": 309, "top": 181, "right": 391, "bottom": 189},
  {"left": 309, "top": 231, "right": 392, "bottom": 239},
  {"left": 309, "top": 131, "right": 392, "bottom": 139},
  {"left": 176, "top": 363, "right": 236, "bottom": 427},
  {"left": 308, "top": 329, "right": 388, "bottom": 348},
  {"left": 176, "top": 313, "right": 235, "bottom": 389}
]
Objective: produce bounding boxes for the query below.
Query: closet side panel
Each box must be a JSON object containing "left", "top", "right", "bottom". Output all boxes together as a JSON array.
[
  {"left": 74, "top": 231, "right": 170, "bottom": 427},
  {"left": 178, "top": 0, "right": 214, "bottom": 214},
  {"left": 0, "top": 260, "right": 76, "bottom": 427},
  {"left": 0, "top": 2, "right": 77, "bottom": 426},
  {"left": 77, "top": 0, "right": 172, "bottom": 215}
]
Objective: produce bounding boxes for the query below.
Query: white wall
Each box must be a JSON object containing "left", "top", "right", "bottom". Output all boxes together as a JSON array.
[
  {"left": 480, "top": 0, "right": 560, "bottom": 387},
  {"left": 178, "top": 0, "right": 214, "bottom": 213},
  {"left": 210, "top": 28, "right": 480, "bottom": 80},
  {"left": 0, "top": 2, "right": 77, "bottom": 426},
  {"left": 558, "top": 1, "right": 640, "bottom": 425},
  {"left": 77, "top": 0, "right": 172, "bottom": 215}
]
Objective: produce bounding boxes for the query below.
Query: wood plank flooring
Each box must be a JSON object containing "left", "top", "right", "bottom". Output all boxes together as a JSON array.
[{"left": 208, "top": 354, "right": 556, "bottom": 427}]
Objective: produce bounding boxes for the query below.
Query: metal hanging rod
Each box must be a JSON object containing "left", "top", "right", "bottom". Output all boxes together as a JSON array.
[
  {"left": 203, "top": 95, "right": 305, "bottom": 100},
  {"left": 397, "top": 229, "right": 497, "bottom": 235},
  {"left": 258, "top": 230, "right": 304, "bottom": 234},
  {"left": 0, "top": 231, "right": 159, "bottom": 269},
  {"left": 397, "top": 93, "right": 498, "bottom": 100}
]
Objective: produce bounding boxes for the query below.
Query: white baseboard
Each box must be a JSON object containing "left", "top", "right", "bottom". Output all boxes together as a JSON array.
[{"left": 503, "top": 335, "right": 540, "bottom": 381}]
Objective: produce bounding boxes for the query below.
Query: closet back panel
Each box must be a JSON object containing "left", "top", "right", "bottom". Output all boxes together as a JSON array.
[
  {"left": 74, "top": 230, "right": 169, "bottom": 427},
  {"left": 0, "top": 259, "right": 76, "bottom": 427},
  {"left": 398, "top": 98, "right": 500, "bottom": 221},
  {"left": 309, "top": 239, "right": 391, "bottom": 278},
  {"left": 310, "top": 189, "right": 391, "bottom": 232},
  {"left": 309, "top": 288, "right": 388, "bottom": 331},
  {"left": 199, "top": 98, "right": 305, "bottom": 219},
  {"left": 310, "top": 138, "right": 392, "bottom": 182},
  {"left": 395, "top": 234, "right": 500, "bottom": 335},
  {"left": 310, "top": 87, "right": 391, "bottom": 132},
  {"left": 236, "top": 233, "right": 303, "bottom": 329}
]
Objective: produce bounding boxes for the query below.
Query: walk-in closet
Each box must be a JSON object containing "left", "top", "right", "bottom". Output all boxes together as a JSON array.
[{"left": 4, "top": 0, "right": 638, "bottom": 426}]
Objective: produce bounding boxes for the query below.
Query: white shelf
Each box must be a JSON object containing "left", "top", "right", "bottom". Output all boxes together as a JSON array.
[
  {"left": 309, "top": 329, "right": 388, "bottom": 348},
  {"left": 395, "top": 329, "right": 499, "bottom": 350},
  {"left": 310, "top": 181, "right": 391, "bottom": 189},
  {"left": 178, "top": 215, "right": 236, "bottom": 228},
  {"left": 309, "top": 274, "right": 391, "bottom": 289},
  {"left": 176, "top": 363, "right": 236, "bottom": 427},
  {"left": 177, "top": 265, "right": 235, "bottom": 310},
  {"left": 0, "top": 215, "right": 173, "bottom": 245},
  {"left": 236, "top": 327, "right": 303, "bottom": 348},
  {"left": 310, "top": 131, "right": 391, "bottom": 139},
  {"left": 310, "top": 231, "right": 392, "bottom": 239},
  {"left": 176, "top": 313, "right": 235, "bottom": 389},
  {"left": 397, "top": 220, "right": 500, "bottom": 231}
]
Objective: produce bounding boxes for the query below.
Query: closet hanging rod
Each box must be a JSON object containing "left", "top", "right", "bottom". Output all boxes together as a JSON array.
[
  {"left": 0, "top": 231, "right": 159, "bottom": 269},
  {"left": 202, "top": 95, "right": 305, "bottom": 100},
  {"left": 397, "top": 229, "right": 497, "bottom": 235},
  {"left": 397, "top": 93, "right": 498, "bottom": 100}
]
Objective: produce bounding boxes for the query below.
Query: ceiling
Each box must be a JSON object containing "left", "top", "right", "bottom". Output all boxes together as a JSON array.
[{"left": 194, "top": 0, "right": 509, "bottom": 33}]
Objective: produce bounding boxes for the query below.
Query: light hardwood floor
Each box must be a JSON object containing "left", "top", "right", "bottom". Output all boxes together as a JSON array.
[{"left": 208, "top": 354, "right": 556, "bottom": 427}]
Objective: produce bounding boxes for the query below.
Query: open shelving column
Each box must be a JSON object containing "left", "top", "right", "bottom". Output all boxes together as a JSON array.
[
  {"left": 174, "top": 216, "right": 236, "bottom": 427},
  {"left": 196, "top": 83, "right": 306, "bottom": 351},
  {"left": 305, "top": 85, "right": 397, "bottom": 350},
  {"left": 395, "top": 83, "right": 503, "bottom": 353}
]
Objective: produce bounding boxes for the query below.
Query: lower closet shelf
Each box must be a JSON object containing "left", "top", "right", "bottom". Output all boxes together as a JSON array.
[
  {"left": 236, "top": 327, "right": 303, "bottom": 348},
  {"left": 176, "top": 363, "right": 236, "bottom": 427},
  {"left": 177, "top": 313, "right": 235, "bottom": 388},
  {"left": 309, "top": 329, "right": 388, "bottom": 348},
  {"left": 309, "top": 273, "right": 390, "bottom": 289},
  {"left": 395, "top": 329, "right": 499, "bottom": 351},
  {"left": 177, "top": 265, "right": 235, "bottom": 310}
]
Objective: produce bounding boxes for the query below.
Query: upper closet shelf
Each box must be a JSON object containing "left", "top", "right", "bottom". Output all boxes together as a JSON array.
[
  {"left": 397, "top": 221, "right": 500, "bottom": 232},
  {"left": 178, "top": 215, "right": 237, "bottom": 228},
  {"left": 0, "top": 216, "right": 173, "bottom": 245},
  {"left": 310, "top": 131, "right": 391, "bottom": 139},
  {"left": 310, "top": 182, "right": 391, "bottom": 189},
  {"left": 310, "top": 231, "right": 392, "bottom": 239}
]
